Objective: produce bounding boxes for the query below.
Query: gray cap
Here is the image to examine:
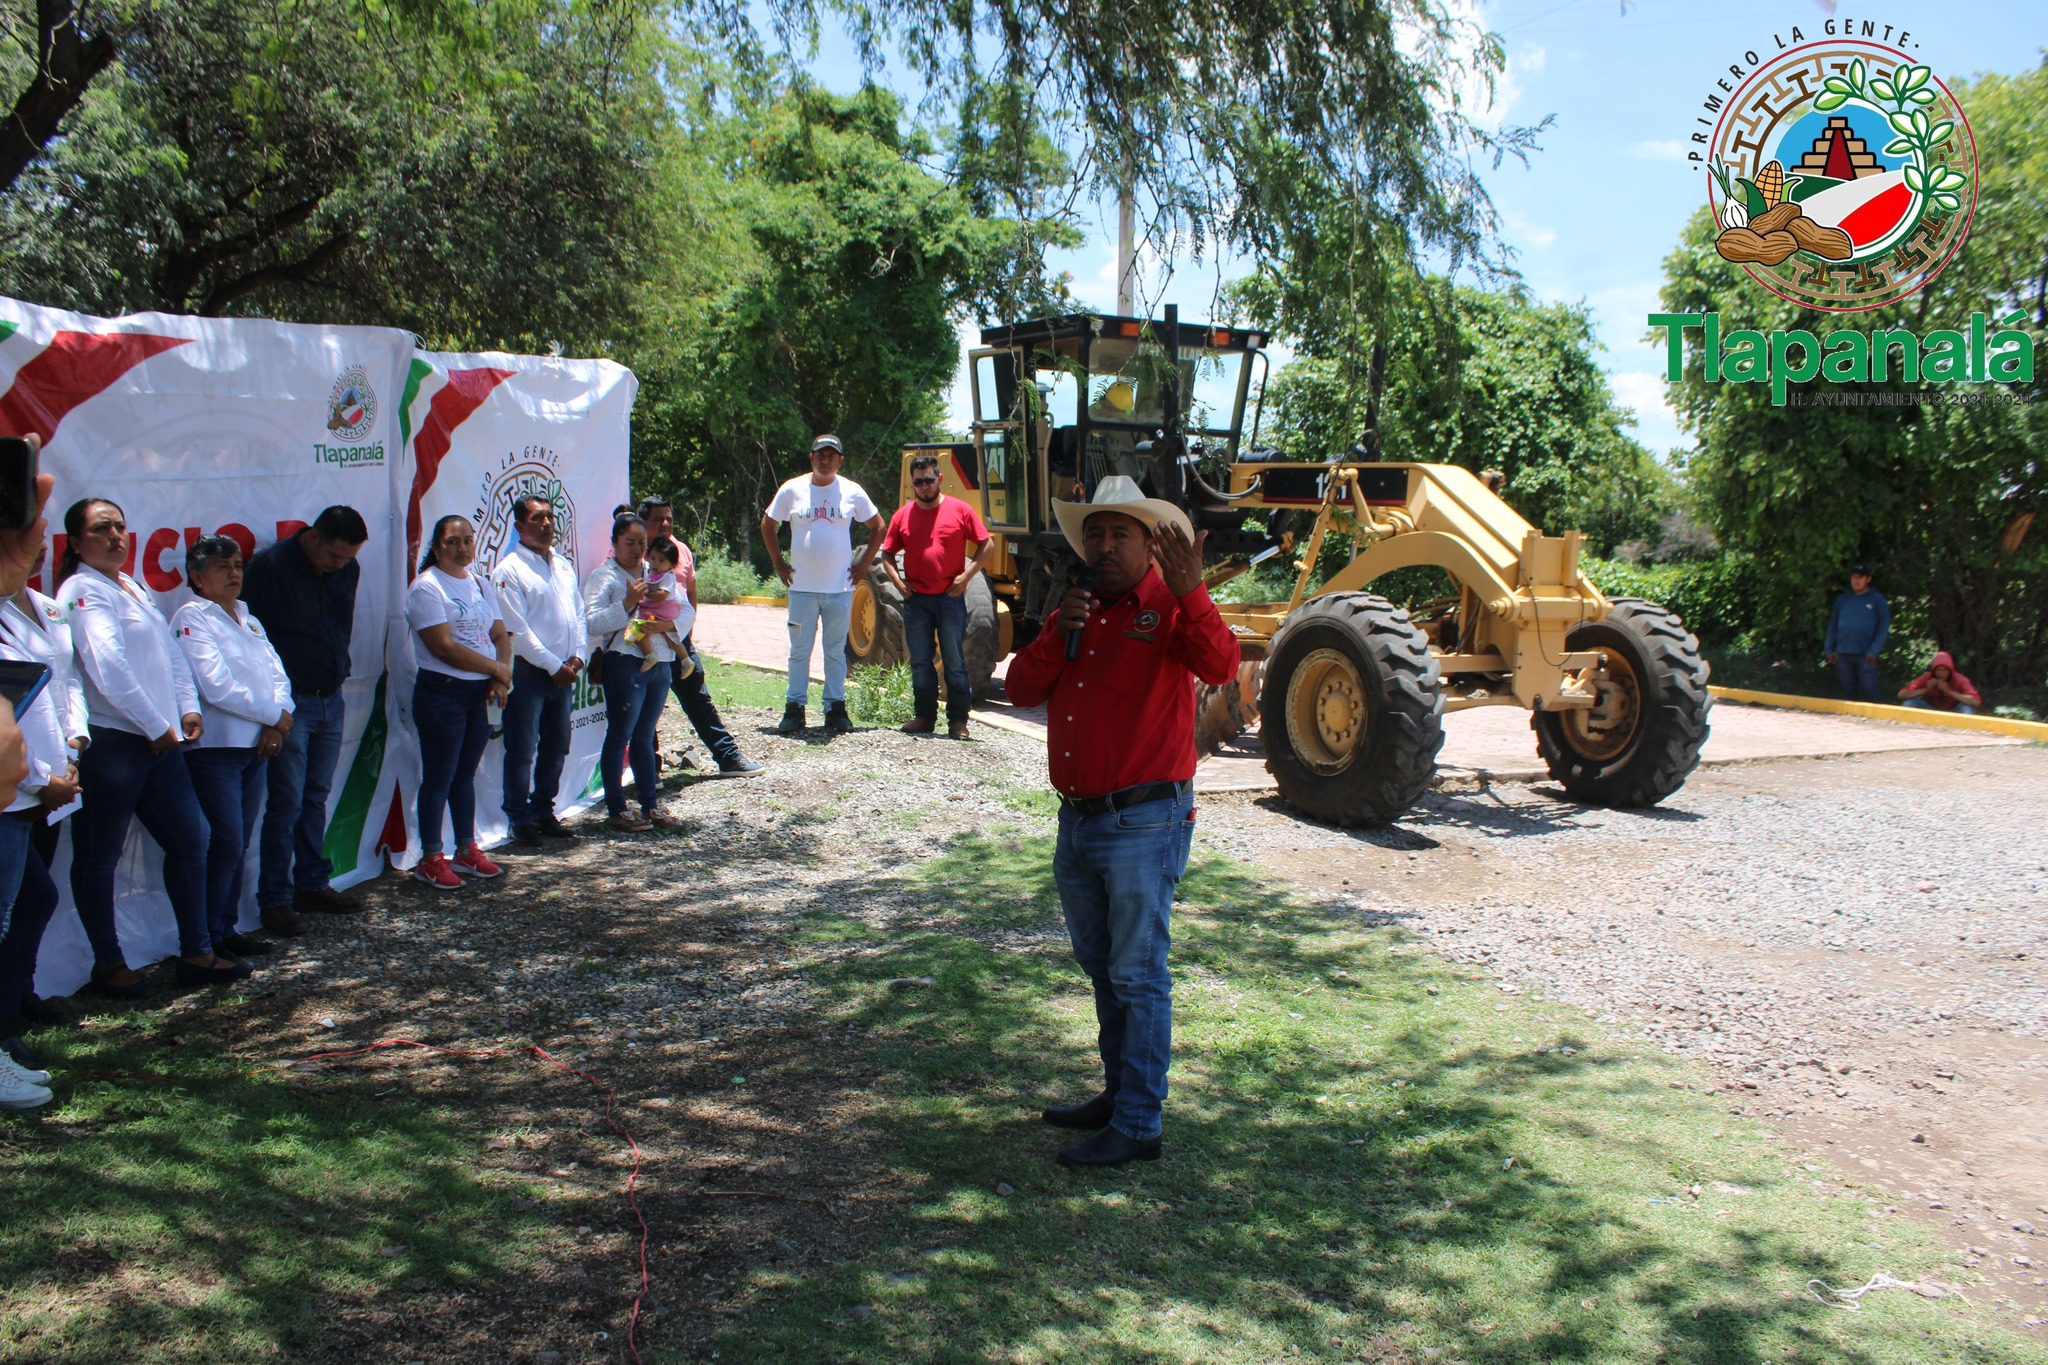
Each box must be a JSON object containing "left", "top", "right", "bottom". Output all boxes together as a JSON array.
[{"left": 811, "top": 434, "right": 843, "bottom": 453}]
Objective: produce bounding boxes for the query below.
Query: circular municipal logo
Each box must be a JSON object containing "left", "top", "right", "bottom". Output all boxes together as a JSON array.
[
  {"left": 476, "top": 460, "right": 575, "bottom": 569},
  {"left": 1707, "top": 41, "right": 1977, "bottom": 313},
  {"left": 326, "top": 365, "right": 378, "bottom": 442}
]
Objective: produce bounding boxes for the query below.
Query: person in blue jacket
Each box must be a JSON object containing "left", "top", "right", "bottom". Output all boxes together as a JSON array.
[{"left": 1824, "top": 564, "right": 1889, "bottom": 702}]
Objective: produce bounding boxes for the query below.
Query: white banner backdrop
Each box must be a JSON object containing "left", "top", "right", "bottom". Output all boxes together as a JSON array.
[
  {"left": 0, "top": 300, "right": 634, "bottom": 993},
  {"left": 378, "top": 350, "right": 634, "bottom": 866},
  {"left": 0, "top": 298, "right": 415, "bottom": 996}
]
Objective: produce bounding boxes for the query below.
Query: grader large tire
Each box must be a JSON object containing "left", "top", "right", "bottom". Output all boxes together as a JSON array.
[
  {"left": 1532, "top": 596, "right": 1711, "bottom": 807},
  {"left": 1194, "top": 661, "right": 1264, "bottom": 759},
  {"left": 1260, "top": 594, "right": 1445, "bottom": 825},
  {"left": 847, "top": 566, "right": 906, "bottom": 669}
]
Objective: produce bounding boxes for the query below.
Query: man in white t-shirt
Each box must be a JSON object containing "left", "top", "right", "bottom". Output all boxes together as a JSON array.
[{"left": 759, "top": 434, "right": 883, "bottom": 735}]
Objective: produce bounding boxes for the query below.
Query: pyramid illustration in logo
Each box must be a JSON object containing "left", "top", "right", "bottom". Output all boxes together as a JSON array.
[{"left": 1792, "top": 116, "right": 1883, "bottom": 181}]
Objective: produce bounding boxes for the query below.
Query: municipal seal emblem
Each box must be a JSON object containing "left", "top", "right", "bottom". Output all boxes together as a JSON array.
[
  {"left": 1706, "top": 41, "right": 1976, "bottom": 312},
  {"left": 326, "top": 365, "right": 378, "bottom": 442}
]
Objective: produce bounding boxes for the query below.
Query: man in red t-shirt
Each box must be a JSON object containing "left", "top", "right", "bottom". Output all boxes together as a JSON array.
[
  {"left": 879, "top": 454, "right": 992, "bottom": 739},
  {"left": 1005, "top": 475, "right": 1240, "bottom": 1167}
]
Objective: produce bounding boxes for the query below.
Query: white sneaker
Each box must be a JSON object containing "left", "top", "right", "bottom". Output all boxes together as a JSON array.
[
  {"left": 0, "top": 1064, "right": 51, "bottom": 1109},
  {"left": 0, "top": 1050, "right": 49, "bottom": 1086}
]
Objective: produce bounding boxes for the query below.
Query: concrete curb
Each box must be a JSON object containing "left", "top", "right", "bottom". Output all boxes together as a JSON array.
[{"left": 1709, "top": 685, "right": 2048, "bottom": 742}]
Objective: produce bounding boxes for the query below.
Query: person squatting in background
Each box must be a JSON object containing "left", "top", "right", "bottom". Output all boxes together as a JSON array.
[
  {"left": 1899, "top": 651, "right": 1982, "bottom": 714},
  {"left": 172, "top": 535, "right": 296, "bottom": 965},
  {"left": 61, "top": 497, "right": 249, "bottom": 997},
  {"left": 406, "top": 515, "right": 511, "bottom": 889}
]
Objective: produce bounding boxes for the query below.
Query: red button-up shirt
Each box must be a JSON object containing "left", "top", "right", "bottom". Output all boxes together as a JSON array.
[{"left": 1005, "top": 567, "right": 1241, "bottom": 799}]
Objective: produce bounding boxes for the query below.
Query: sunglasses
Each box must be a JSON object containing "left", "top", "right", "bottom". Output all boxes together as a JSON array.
[{"left": 911, "top": 476, "right": 939, "bottom": 487}]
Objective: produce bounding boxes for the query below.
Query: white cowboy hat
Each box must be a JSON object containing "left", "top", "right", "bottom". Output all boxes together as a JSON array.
[{"left": 1052, "top": 474, "right": 1193, "bottom": 557}]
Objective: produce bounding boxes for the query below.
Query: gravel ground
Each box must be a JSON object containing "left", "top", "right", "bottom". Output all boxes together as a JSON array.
[{"left": 1198, "top": 742, "right": 2048, "bottom": 1331}]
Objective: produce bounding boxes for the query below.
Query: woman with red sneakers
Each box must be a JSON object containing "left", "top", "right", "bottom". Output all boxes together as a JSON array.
[{"left": 405, "top": 515, "right": 512, "bottom": 889}]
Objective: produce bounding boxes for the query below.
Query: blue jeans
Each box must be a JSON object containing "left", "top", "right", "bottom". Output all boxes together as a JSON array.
[
  {"left": 0, "top": 815, "right": 28, "bottom": 956},
  {"left": 785, "top": 590, "right": 851, "bottom": 705},
  {"left": 260, "top": 690, "right": 346, "bottom": 907},
  {"left": 502, "top": 658, "right": 573, "bottom": 826},
  {"left": 670, "top": 636, "right": 741, "bottom": 768},
  {"left": 904, "top": 592, "right": 970, "bottom": 723},
  {"left": 1903, "top": 698, "right": 1977, "bottom": 715},
  {"left": 601, "top": 651, "right": 668, "bottom": 816},
  {"left": 1835, "top": 654, "right": 1883, "bottom": 702},
  {"left": 413, "top": 672, "right": 492, "bottom": 855},
  {"left": 0, "top": 817, "right": 57, "bottom": 1019},
  {"left": 1053, "top": 790, "right": 1196, "bottom": 1141},
  {"left": 186, "top": 747, "right": 267, "bottom": 947},
  {"left": 72, "top": 727, "right": 213, "bottom": 962}
]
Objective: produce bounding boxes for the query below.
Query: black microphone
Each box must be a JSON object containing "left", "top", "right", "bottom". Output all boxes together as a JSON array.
[{"left": 1065, "top": 565, "right": 1096, "bottom": 660}]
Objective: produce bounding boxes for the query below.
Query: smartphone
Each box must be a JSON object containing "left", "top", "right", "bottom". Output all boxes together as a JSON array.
[
  {"left": 0, "top": 436, "right": 35, "bottom": 533},
  {"left": 0, "top": 659, "right": 50, "bottom": 716}
]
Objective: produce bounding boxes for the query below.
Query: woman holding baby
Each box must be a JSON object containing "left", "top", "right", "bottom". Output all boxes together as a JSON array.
[{"left": 581, "top": 514, "right": 679, "bottom": 832}]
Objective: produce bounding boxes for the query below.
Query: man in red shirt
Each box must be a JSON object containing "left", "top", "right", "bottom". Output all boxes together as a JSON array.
[
  {"left": 1005, "top": 475, "right": 1241, "bottom": 1166},
  {"left": 879, "top": 454, "right": 992, "bottom": 739}
]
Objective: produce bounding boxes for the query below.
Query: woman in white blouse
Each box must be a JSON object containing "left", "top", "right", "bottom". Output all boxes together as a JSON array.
[
  {"left": 405, "top": 515, "right": 512, "bottom": 890},
  {"left": 60, "top": 498, "right": 249, "bottom": 994},
  {"left": 581, "top": 513, "right": 676, "bottom": 832},
  {"left": 171, "top": 535, "right": 295, "bottom": 963}
]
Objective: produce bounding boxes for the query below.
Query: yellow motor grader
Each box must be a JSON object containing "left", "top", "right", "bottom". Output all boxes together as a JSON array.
[{"left": 848, "top": 308, "right": 1710, "bottom": 824}]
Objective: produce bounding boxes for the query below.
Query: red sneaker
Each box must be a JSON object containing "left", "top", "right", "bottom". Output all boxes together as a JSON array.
[
  {"left": 412, "top": 852, "right": 462, "bottom": 889},
  {"left": 452, "top": 844, "right": 503, "bottom": 879}
]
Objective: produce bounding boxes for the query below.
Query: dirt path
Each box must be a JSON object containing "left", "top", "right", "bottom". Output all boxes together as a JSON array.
[{"left": 1201, "top": 745, "right": 2048, "bottom": 1331}]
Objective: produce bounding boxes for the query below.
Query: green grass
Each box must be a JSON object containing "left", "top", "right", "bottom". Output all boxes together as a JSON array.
[
  {"left": 0, "top": 1019, "right": 555, "bottom": 1364},
  {"left": 697, "top": 653, "right": 795, "bottom": 710},
  {"left": 714, "top": 832, "right": 2046, "bottom": 1365}
]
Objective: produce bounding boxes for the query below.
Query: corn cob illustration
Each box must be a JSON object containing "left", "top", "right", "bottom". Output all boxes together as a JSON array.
[{"left": 1754, "top": 159, "right": 1786, "bottom": 208}]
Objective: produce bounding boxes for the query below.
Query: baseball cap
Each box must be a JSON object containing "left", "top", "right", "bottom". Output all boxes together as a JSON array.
[
  {"left": 811, "top": 434, "right": 843, "bottom": 453},
  {"left": 1850, "top": 563, "right": 1872, "bottom": 576}
]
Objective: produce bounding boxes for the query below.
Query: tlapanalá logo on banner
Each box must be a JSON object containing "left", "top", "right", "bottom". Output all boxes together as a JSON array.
[
  {"left": 1697, "top": 22, "right": 1975, "bottom": 312},
  {"left": 317, "top": 364, "right": 384, "bottom": 467},
  {"left": 475, "top": 446, "right": 575, "bottom": 571},
  {"left": 1650, "top": 18, "right": 2034, "bottom": 406}
]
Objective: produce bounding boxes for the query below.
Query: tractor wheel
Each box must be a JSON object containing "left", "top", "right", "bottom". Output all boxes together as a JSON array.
[
  {"left": 1532, "top": 596, "right": 1711, "bottom": 807},
  {"left": 1194, "top": 661, "right": 1264, "bottom": 759},
  {"left": 1259, "top": 594, "right": 1445, "bottom": 825},
  {"left": 943, "top": 575, "right": 1002, "bottom": 707},
  {"left": 847, "top": 566, "right": 906, "bottom": 670}
]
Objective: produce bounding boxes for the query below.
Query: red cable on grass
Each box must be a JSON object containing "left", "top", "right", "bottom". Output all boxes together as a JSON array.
[{"left": 295, "top": 1038, "right": 654, "bottom": 1365}]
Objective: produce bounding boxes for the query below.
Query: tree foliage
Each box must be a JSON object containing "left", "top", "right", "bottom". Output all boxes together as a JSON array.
[
  {"left": 1659, "top": 61, "right": 2048, "bottom": 689},
  {"left": 1257, "top": 280, "right": 1672, "bottom": 556}
]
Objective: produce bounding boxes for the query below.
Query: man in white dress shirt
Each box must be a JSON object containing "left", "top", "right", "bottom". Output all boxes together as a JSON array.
[{"left": 490, "top": 494, "right": 586, "bottom": 845}]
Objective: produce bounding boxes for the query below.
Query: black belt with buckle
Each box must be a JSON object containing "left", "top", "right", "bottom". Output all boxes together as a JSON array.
[
  {"left": 296, "top": 684, "right": 343, "bottom": 699},
  {"left": 1061, "top": 779, "right": 1192, "bottom": 816}
]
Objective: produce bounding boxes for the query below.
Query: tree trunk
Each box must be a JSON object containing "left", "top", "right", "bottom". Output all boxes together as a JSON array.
[{"left": 0, "top": 0, "right": 120, "bottom": 196}]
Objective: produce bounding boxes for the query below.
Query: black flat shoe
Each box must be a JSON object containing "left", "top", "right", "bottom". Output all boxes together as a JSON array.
[
  {"left": 535, "top": 816, "right": 579, "bottom": 841},
  {"left": 19, "top": 993, "right": 79, "bottom": 1027},
  {"left": 174, "top": 957, "right": 255, "bottom": 987},
  {"left": 89, "top": 967, "right": 150, "bottom": 1000},
  {"left": 1042, "top": 1092, "right": 1115, "bottom": 1130},
  {"left": 219, "top": 933, "right": 275, "bottom": 957},
  {"left": 1057, "top": 1126, "right": 1162, "bottom": 1167}
]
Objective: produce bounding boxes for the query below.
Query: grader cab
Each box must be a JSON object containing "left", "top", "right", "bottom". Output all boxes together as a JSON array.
[{"left": 848, "top": 309, "right": 1711, "bottom": 824}]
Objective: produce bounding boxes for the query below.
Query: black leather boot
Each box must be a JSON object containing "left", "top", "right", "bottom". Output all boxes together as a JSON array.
[
  {"left": 824, "top": 701, "right": 852, "bottom": 734},
  {"left": 777, "top": 703, "right": 806, "bottom": 735},
  {"left": 1042, "top": 1092, "right": 1115, "bottom": 1129},
  {"left": 1057, "top": 1127, "right": 1162, "bottom": 1167}
]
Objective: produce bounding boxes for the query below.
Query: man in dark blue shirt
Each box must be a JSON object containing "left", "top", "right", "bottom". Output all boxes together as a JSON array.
[
  {"left": 242, "top": 506, "right": 368, "bottom": 936},
  {"left": 1824, "top": 563, "right": 1890, "bottom": 702}
]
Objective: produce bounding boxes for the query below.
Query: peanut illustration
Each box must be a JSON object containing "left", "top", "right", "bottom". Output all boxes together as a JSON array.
[
  {"left": 1748, "top": 201, "right": 1804, "bottom": 236},
  {"left": 1786, "top": 215, "right": 1854, "bottom": 260},
  {"left": 1715, "top": 226, "right": 1802, "bottom": 266}
]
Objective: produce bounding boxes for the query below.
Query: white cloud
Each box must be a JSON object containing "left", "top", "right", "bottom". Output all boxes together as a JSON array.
[
  {"left": 1502, "top": 207, "right": 1557, "bottom": 250},
  {"left": 1608, "top": 369, "right": 1689, "bottom": 456},
  {"left": 1627, "top": 139, "right": 1689, "bottom": 162}
]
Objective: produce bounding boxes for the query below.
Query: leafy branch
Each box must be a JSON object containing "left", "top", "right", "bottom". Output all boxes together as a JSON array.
[{"left": 1816, "top": 59, "right": 1967, "bottom": 213}]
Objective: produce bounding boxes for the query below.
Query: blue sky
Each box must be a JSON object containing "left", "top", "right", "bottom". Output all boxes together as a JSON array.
[{"left": 785, "top": 0, "right": 2048, "bottom": 454}]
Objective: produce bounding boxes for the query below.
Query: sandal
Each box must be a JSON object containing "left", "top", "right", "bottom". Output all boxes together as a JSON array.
[{"left": 606, "top": 812, "right": 652, "bottom": 833}]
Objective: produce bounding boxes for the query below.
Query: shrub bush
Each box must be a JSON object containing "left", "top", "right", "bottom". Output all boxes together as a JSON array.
[
  {"left": 694, "top": 550, "right": 782, "bottom": 604},
  {"left": 847, "top": 662, "right": 916, "bottom": 727}
]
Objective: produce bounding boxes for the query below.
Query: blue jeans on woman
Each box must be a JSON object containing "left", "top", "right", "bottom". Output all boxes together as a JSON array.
[
  {"left": 1053, "top": 788, "right": 1197, "bottom": 1142},
  {"left": 72, "top": 726, "right": 214, "bottom": 964},
  {"left": 186, "top": 747, "right": 267, "bottom": 947},
  {"left": 600, "top": 651, "right": 667, "bottom": 816},
  {"left": 0, "top": 815, "right": 58, "bottom": 1020},
  {"left": 904, "top": 591, "right": 970, "bottom": 723},
  {"left": 413, "top": 672, "right": 492, "bottom": 856}
]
